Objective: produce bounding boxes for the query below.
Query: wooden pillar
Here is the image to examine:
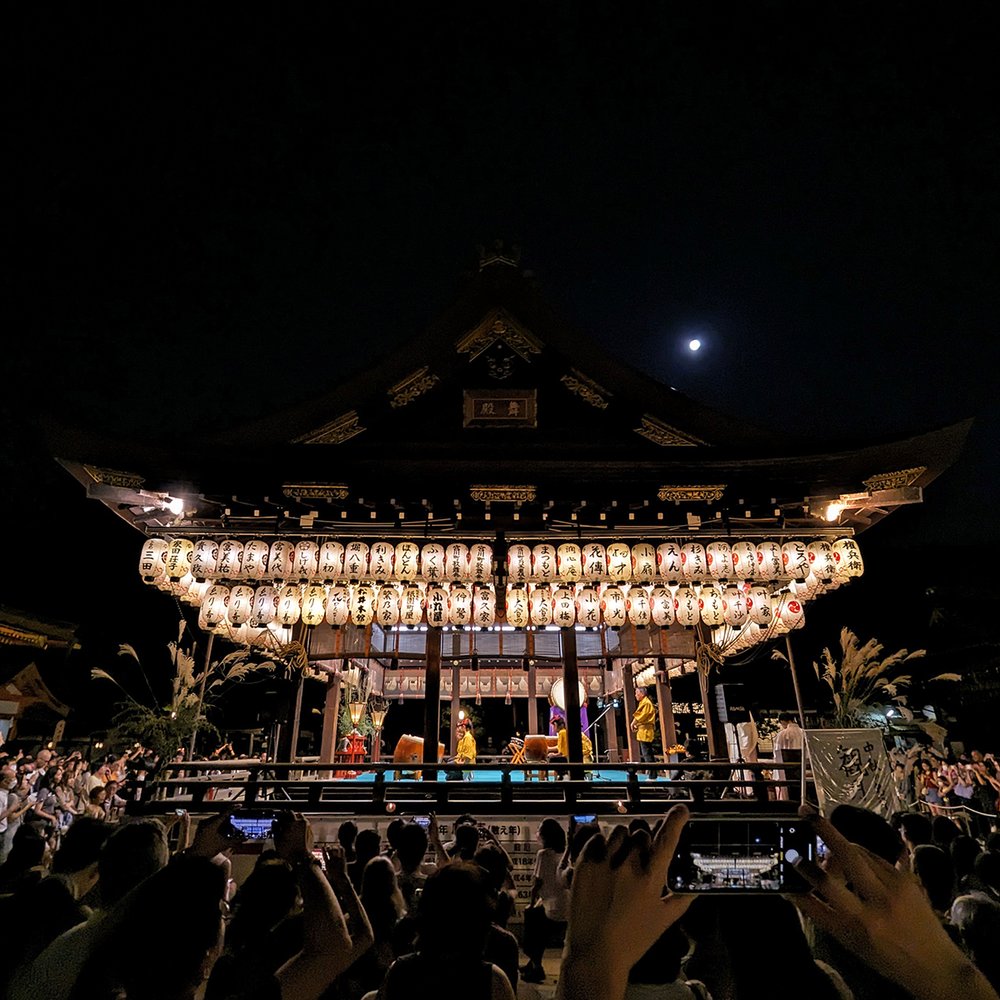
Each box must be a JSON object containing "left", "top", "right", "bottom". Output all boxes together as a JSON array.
[
  {"left": 603, "top": 665, "right": 620, "bottom": 763},
  {"left": 319, "top": 673, "right": 342, "bottom": 765},
  {"left": 526, "top": 632, "right": 539, "bottom": 735},
  {"left": 422, "top": 628, "right": 442, "bottom": 776},
  {"left": 654, "top": 659, "right": 677, "bottom": 750},
  {"left": 622, "top": 664, "right": 639, "bottom": 764},
  {"left": 450, "top": 658, "right": 461, "bottom": 755},
  {"left": 561, "top": 627, "right": 584, "bottom": 778}
]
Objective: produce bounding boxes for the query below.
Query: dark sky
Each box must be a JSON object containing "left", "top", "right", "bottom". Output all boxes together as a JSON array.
[{"left": 5, "top": 6, "right": 999, "bottom": 728}]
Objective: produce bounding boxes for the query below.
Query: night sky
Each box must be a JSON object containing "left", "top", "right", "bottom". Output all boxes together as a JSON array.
[{"left": 6, "top": 6, "right": 999, "bottom": 738}]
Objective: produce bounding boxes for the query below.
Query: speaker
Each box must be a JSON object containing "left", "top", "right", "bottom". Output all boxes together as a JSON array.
[{"left": 715, "top": 684, "right": 750, "bottom": 724}]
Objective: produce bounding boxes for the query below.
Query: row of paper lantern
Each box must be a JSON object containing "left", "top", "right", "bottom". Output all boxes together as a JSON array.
[
  {"left": 151, "top": 575, "right": 816, "bottom": 633},
  {"left": 140, "top": 536, "right": 863, "bottom": 587}
]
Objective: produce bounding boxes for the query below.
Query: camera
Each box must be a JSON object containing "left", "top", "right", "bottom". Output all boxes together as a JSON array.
[
  {"left": 667, "top": 816, "right": 815, "bottom": 893},
  {"left": 227, "top": 809, "right": 278, "bottom": 841}
]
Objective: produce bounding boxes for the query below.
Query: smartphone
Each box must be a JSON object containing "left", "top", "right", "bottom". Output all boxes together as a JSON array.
[
  {"left": 228, "top": 810, "right": 277, "bottom": 841},
  {"left": 573, "top": 814, "right": 597, "bottom": 825},
  {"left": 311, "top": 848, "right": 327, "bottom": 871},
  {"left": 667, "top": 817, "right": 815, "bottom": 893},
  {"left": 412, "top": 815, "right": 431, "bottom": 829}
]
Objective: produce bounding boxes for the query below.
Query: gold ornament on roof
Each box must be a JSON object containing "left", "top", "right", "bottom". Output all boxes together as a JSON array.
[
  {"left": 657, "top": 484, "right": 727, "bottom": 502},
  {"left": 82, "top": 465, "right": 145, "bottom": 489},
  {"left": 282, "top": 484, "right": 350, "bottom": 501},
  {"left": 863, "top": 467, "right": 927, "bottom": 492},
  {"left": 469, "top": 484, "right": 537, "bottom": 503},
  {"left": 561, "top": 369, "right": 610, "bottom": 409},
  {"left": 455, "top": 310, "right": 543, "bottom": 362},
  {"left": 634, "top": 415, "right": 705, "bottom": 447},
  {"left": 388, "top": 367, "right": 440, "bottom": 408},
  {"left": 294, "top": 411, "right": 366, "bottom": 445}
]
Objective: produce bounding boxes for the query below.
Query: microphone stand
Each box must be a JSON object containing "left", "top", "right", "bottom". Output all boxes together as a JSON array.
[{"left": 585, "top": 704, "right": 616, "bottom": 780}]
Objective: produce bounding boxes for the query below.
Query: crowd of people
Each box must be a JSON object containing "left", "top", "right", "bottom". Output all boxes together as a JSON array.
[{"left": 1, "top": 736, "right": 998, "bottom": 999}]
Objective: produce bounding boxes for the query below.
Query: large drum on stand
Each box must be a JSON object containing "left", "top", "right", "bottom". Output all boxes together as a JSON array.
[{"left": 393, "top": 734, "right": 445, "bottom": 779}]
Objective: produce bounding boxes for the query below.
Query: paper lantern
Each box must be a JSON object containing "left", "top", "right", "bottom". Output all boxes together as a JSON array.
[
  {"left": 421, "top": 543, "right": 445, "bottom": 582},
  {"left": 139, "top": 538, "right": 168, "bottom": 582},
  {"left": 552, "top": 586, "right": 577, "bottom": 627},
  {"left": 191, "top": 539, "right": 220, "bottom": 582},
  {"left": 730, "top": 541, "right": 757, "bottom": 580},
  {"left": 681, "top": 542, "right": 707, "bottom": 581},
  {"left": 530, "top": 586, "right": 554, "bottom": 627},
  {"left": 505, "top": 586, "right": 530, "bottom": 628},
  {"left": 631, "top": 543, "right": 657, "bottom": 582},
  {"left": 832, "top": 537, "right": 864, "bottom": 579},
  {"left": 227, "top": 584, "right": 256, "bottom": 626},
  {"left": 722, "top": 585, "right": 749, "bottom": 627},
  {"left": 468, "top": 543, "right": 493, "bottom": 583},
  {"left": 215, "top": 539, "right": 243, "bottom": 579},
  {"left": 673, "top": 585, "right": 699, "bottom": 627},
  {"left": 781, "top": 541, "right": 809, "bottom": 581},
  {"left": 202, "top": 585, "right": 230, "bottom": 627},
  {"left": 368, "top": 541, "right": 395, "bottom": 582},
  {"left": 445, "top": 543, "right": 469, "bottom": 581},
  {"left": 289, "top": 541, "right": 317, "bottom": 582},
  {"left": 507, "top": 543, "right": 532, "bottom": 584},
  {"left": 249, "top": 586, "right": 279, "bottom": 627},
  {"left": 302, "top": 584, "right": 328, "bottom": 627},
  {"left": 582, "top": 543, "right": 607, "bottom": 581},
  {"left": 393, "top": 542, "right": 419, "bottom": 582},
  {"left": 773, "top": 591, "right": 805, "bottom": 632},
  {"left": 242, "top": 540, "right": 270, "bottom": 581},
  {"left": 746, "top": 585, "right": 773, "bottom": 626},
  {"left": 656, "top": 542, "right": 683, "bottom": 581},
  {"left": 606, "top": 542, "right": 632, "bottom": 582},
  {"left": 316, "top": 541, "right": 344, "bottom": 582},
  {"left": 472, "top": 585, "right": 496, "bottom": 628},
  {"left": 626, "top": 585, "right": 652, "bottom": 627},
  {"left": 350, "top": 583, "right": 375, "bottom": 626},
  {"left": 791, "top": 572, "right": 822, "bottom": 601},
  {"left": 182, "top": 580, "right": 210, "bottom": 606},
  {"left": 575, "top": 586, "right": 601, "bottom": 628},
  {"left": 651, "top": 585, "right": 674, "bottom": 626},
  {"left": 344, "top": 541, "right": 370, "bottom": 581},
  {"left": 165, "top": 538, "right": 194, "bottom": 580},
  {"left": 400, "top": 584, "right": 424, "bottom": 627},
  {"left": 806, "top": 540, "right": 836, "bottom": 581},
  {"left": 425, "top": 585, "right": 449, "bottom": 627},
  {"left": 557, "top": 543, "right": 582, "bottom": 582},
  {"left": 756, "top": 541, "right": 783, "bottom": 581},
  {"left": 600, "top": 585, "right": 627, "bottom": 627},
  {"left": 532, "top": 543, "right": 557, "bottom": 582},
  {"left": 698, "top": 584, "right": 725, "bottom": 626},
  {"left": 325, "top": 585, "right": 350, "bottom": 627},
  {"left": 375, "top": 585, "right": 401, "bottom": 628},
  {"left": 268, "top": 541, "right": 296, "bottom": 583},
  {"left": 706, "top": 542, "right": 732, "bottom": 581},
  {"left": 275, "top": 584, "right": 302, "bottom": 627},
  {"left": 447, "top": 584, "right": 472, "bottom": 625}
]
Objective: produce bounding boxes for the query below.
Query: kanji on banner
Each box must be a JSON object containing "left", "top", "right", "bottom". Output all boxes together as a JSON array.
[{"left": 805, "top": 729, "right": 901, "bottom": 819}]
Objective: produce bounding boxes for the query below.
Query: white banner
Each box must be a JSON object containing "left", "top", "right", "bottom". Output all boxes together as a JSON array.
[{"left": 805, "top": 729, "right": 901, "bottom": 819}]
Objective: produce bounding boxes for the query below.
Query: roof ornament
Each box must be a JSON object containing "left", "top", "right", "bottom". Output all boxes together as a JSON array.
[{"left": 477, "top": 240, "right": 521, "bottom": 270}]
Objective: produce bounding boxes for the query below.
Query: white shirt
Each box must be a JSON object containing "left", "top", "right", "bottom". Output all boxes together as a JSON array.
[
  {"left": 532, "top": 846, "right": 570, "bottom": 922},
  {"left": 774, "top": 722, "right": 804, "bottom": 760}
]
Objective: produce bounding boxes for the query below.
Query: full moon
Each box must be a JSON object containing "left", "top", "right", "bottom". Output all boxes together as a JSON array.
[{"left": 688, "top": 338, "right": 701, "bottom": 352}]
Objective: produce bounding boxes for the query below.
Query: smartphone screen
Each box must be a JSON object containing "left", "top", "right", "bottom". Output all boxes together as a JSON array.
[
  {"left": 229, "top": 812, "right": 276, "bottom": 840},
  {"left": 413, "top": 815, "right": 431, "bottom": 829},
  {"left": 667, "top": 818, "right": 815, "bottom": 893},
  {"left": 573, "top": 814, "right": 597, "bottom": 824}
]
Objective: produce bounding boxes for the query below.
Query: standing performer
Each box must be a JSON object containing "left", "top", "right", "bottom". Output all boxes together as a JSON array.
[
  {"left": 630, "top": 686, "right": 657, "bottom": 778},
  {"left": 773, "top": 711, "right": 804, "bottom": 801}
]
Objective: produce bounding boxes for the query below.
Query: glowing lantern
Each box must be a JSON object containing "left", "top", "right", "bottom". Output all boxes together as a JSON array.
[
  {"left": 746, "top": 585, "right": 772, "bottom": 626},
  {"left": 656, "top": 542, "right": 683, "bottom": 581},
  {"left": 473, "top": 585, "right": 496, "bottom": 628},
  {"left": 421, "top": 543, "right": 445, "bottom": 581},
  {"left": 139, "top": 538, "right": 168, "bottom": 582},
  {"left": 756, "top": 541, "right": 783, "bottom": 581},
  {"left": 316, "top": 541, "right": 344, "bottom": 582},
  {"left": 575, "top": 586, "right": 601, "bottom": 628},
  {"left": 203, "top": 585, "right": 230, "bottom": 627},
  {"left": 773, "top": 591, "right": 805, "bottom": 632},
  {"left": 368, "top": 541, "right": 395, "bottom": 582},
  {"left": 698, "top": 584, "right": 725, "bottom": 626},
  {"left": 722, "top": 585, "right": 749, "bottom": 627},
  {"left": 191, "top": 539, "right": 220, "bottom": 582},
  {"left": 249, "top": 585, "right": 279, "bottom": 627},
  {"left": 806, "top": 540, "right": 836, "bottom": 581},
  {"left": 165, "top": 538, "right": 194, "bottom": 580},
  {"left": 832, "top": 537, "right": 864, "bottom": 580},
  {"left": 557, "top": 543, "right": 583, "bottom": 582},
  {"left": 242, "top": 540, "right": 270, "bottom": 581},
  {"left": 468, "top": 543, "right": 493, "bottom": 583},
  {"left": 393, "top": 541, "right": 420, "bottom": 582},
  {"left": 582, "top": 543, "right": 607, "bottom": 581},
  {"left": 731, "top": 541, "right": 757, "bottom": 580},
  {"left": 651, "top": 585, "right": 674, "bottom": 626},
  {"left": 673, "top": 585, "right": 700, "bottom": 627},
  {"left": 215, "top": 539, "right": 244, "bottom": 579},
  {"left": 680, "top": 542, "right": 707, "bottom": 581},
  {"left": 350, "top": 583, "right": 375, "bottom": 626},
  {"left": 288, "top": 541, "right": 316, "bottom": 582},
  {"left": 600, "top": 585, "right": 627, "bottom": 627},
  {"left": 268, "top": 541, "right": 295, "bottom": 583},
  {"left": 626, "top": 585, "right": 652, "bottom": 627},
  {"left": 297, "top": 584, "right": 324, "bottom": 627},
  {"left": 375, "top": 585, "right": 400, "bottom": 628},
  {"left": 507, "top": 543, "right": 532, "bottom": 583},
  {"left": 228, "top": 584, "right": 255, "bottom": 626},
  {"left": 344, "top": 542, "right": 370, "bottom": 581},
  {"left": 781, "top": 541, "right": 809, "bottom": 581},
  {"left": 182, "top": 580, "right": 210, "bottom": 606},
  {"left": 275, "top": 585, "right": 301, "bottom": 627},
  {"left": 530, "top": 586, "right": 554, "bottom": 627},
  {"left": 706, "top": 542, "right": 732, "bottom": 581},
  {"left": 631, "top": 543, "right": 656, "bottom": 582},
  {"left": 793, "top": 572, "right": 822, "bottom": 600},
  {"left": 325, "top": 585, "right": 350, "bottom": 627},
  {"left": 532, "top": 544, "right": 557, "bottom": 582},
  {"left": 505, "top": 586, "right": 530, "bottom": 628},
  {"left": 445, "top": 543, "right": 469, "bottom": 581},
  {"left": 606, "top": 542, "right": 632, "bottom": 582},
  {"left": 553, "top": 586, "right": 577, "bottom": 627},
  {"left": 400, "top": 585, "right": 424, "bottom": 627},
  {"left": 448, "top": 584, "right": 473, "bottom": 626},
  {"left": 425, "top": 585, "right": 449, "bottom": 627}
]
